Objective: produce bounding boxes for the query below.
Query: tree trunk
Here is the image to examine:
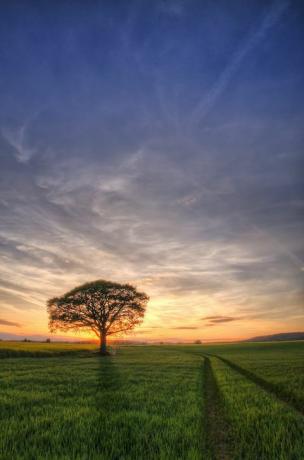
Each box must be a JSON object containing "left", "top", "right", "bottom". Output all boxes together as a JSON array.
[{"left": 99, "top": 333, "right": 108, "bottom": 355}]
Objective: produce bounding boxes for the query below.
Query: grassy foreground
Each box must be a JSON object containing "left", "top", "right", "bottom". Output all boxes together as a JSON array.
[
  {"left": 0, "top": 345, "right": 203, "bottom": 460},
  {"left": 0, "top": 341, "right": 303, "bottom": 459}
]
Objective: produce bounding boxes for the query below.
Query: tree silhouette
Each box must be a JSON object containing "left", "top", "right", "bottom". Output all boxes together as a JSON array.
[{"left": 47, "top": 279, "right": 148, "bottom": 354}]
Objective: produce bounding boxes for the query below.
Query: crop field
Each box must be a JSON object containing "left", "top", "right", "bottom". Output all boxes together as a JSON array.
[{"left": 0, "top": 341, "right": 303, "bottom": 459}]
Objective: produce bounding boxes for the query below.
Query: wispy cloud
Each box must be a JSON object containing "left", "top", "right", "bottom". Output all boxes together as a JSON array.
[
  {"left": 0, "top": 318, "right": 21, "bottom": 327},
  {"left": 202, "top": 315, "right": 240, "bottom": 327},
  {"left": 201, "top": 315, "right": 230, "bottom": 321},
  {"left": 158, "top": 0, "right": 185, "bottom": 17},
  {"left": 190, "top": 0, "right": 289, "bottom": 125},
  {"left": 2, "top": 123, "right": 36, "bottom": 163},
  {"left": 1, "top": 109, "right": 45, "bottom": 163},
  {"left": 0, "top": 147, "right": 303, "bottom": 335}
]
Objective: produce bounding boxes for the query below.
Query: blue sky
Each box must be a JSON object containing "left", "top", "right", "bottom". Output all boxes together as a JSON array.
[{"left": 0, "top": 0, "right": 303, "bottom": 341}]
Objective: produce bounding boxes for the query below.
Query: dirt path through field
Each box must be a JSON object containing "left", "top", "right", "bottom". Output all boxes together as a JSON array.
[
  {"left": 203, "top": 357, "right": 231, "bottom": 460},
  {"left": 213, "top": 355, "right": 304, "bottom": 416}
]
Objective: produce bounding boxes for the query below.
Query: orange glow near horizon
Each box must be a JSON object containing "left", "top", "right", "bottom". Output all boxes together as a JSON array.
[
  {"left": 1, "top": 292, "right": 303, "bottom": 343},
  {"left": 0, "top": 0, "right": 303, "bottom": 347}
]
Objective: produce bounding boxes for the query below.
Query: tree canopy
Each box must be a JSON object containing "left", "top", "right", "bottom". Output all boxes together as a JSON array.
[{"left": 47, "top": 279, "right": 149, "bottom": 354}]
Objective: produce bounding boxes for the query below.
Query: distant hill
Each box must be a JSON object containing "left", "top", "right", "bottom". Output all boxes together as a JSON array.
[{"left": 245, "top": 332, "right": 304, "bottom": 342}]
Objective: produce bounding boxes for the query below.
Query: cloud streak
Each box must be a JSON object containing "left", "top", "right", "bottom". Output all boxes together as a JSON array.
[
  {"left": 202, "top": 316, "right": 240, "bottom": 327},
  {"left": 0, "top": 318, "right": 21, "bottom": 328},
  {"left": 190, "top": 0, "right": 289, "bottom": 125}
]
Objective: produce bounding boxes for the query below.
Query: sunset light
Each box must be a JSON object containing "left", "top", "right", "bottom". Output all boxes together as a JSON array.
[
  {"left": 1, "top": 2, "right": 304, "bottom": 459},
  {"left": 1, "top": 0, "right": 303, "bottom": 344}
]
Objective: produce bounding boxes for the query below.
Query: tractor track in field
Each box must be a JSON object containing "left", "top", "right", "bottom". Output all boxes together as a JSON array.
[
  {"left": 211, "top": 355, "right": 304, "bottom": 417},
  {"left": 155, "top": 347, "right": 304, "bottom": 458},
  {"left": 203, "top": 357, "right": 231, "bottom": 460},
  {"left": 164, "top": 347, "right": 233, "bottom": 459}
]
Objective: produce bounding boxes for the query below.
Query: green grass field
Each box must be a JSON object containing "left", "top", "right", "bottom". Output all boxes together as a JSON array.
[{"left": 0, "top": 341, "right": 303, "bottom": 459}]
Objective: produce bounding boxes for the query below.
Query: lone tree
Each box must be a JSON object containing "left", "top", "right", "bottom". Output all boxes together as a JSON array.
[{"left": 47, "top": 279, "right": 149, "bottom": 354}]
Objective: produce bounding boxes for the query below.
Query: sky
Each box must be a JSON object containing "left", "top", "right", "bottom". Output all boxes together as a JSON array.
[{"left": 0, "top": 0, "right": 303, "bottom": 342}]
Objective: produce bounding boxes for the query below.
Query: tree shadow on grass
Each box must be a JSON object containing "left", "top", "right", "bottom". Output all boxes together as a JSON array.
[
  {"left": 97, "top": 354, "right": 122, "bottom": 392},
  {"left": 94, "top": 354, "right": 127, "bottom": 418},
  {"left": 91, "top": 355, "right": 127, "bottom": 456}
]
